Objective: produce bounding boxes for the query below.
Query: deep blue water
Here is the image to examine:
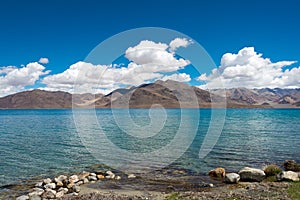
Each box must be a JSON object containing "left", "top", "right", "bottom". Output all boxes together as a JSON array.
[{"left": 0, "top": 109, "right": 300, "bottom": 188}]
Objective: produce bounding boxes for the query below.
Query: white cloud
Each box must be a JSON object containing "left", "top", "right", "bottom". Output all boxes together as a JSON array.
[
  {"left": 0, "top": 62, "right": 50, "bottom": 97},
  {"left": 0, "top": 38, "right": 193, "bottom": 96},
  {"left": 169, "top": 38, "right": 193, "bottom": 52},
  {"left": 38, "top": 57, "right": 49, "bottom": 64},
  {"left": 42, "top": 61, "right": 163, "bottom": 94},
  {"left": 162, "top": 73, "right": 191, "bottom": 82},
  {"left": 197, "top": 47, "right": 298, "bottom": 89},
  {"left": 42, "top": 38, "right": 192, "bottom": 94},
  {"left": 125, "top": 39, "right": 190, "bottom": 72}
]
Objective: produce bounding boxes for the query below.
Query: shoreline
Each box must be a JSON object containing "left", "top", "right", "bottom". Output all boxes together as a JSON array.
[{"left": 3, "top": 161, "right": 299, "bottom": 200}]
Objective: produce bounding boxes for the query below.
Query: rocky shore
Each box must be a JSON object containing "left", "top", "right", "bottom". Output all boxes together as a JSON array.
[{"left": 13, "top": 160, "right": 300, "bottom": 200}]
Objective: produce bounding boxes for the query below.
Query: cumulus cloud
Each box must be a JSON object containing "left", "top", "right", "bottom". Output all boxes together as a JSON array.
[
  {"left": 0, "top": 62, "right": 50, "bottom": 96},
  {"left": 0, "top": 38, "right": 193, "bottom": 96},
  {"left": 43, "top": 38, "right": 192, "bottom": 94},
  {"left": 169, "top": 38, "right": 193, "bottom": 52},
  {"left": 125, "top": 39, "right": 190, "bottom": 72},
  {"left": 42, "top": 61, "right": 164, "bottom": 94},
  {"left": 162, "top": 73, "right": 191, "bottom": 82},
  {"left": 197, "top": 47, "right": 299, "bottom": 89},
  {"left": 38, "top": 57, "right": 49, "bottom": 64}
]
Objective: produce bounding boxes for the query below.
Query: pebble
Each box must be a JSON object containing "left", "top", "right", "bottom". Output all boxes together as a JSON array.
[{"left": 128, "top": 174, "right": 136, "bottom": 179}]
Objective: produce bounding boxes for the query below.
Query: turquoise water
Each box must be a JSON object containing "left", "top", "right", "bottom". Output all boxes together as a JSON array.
[{"left": 0, "top": 109, "right": 300, "bottom": 188}]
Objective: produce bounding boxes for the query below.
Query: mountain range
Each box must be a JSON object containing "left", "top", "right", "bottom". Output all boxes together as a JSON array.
[{"left": 0, "top": 80, "right": 300, "bottom": 109}]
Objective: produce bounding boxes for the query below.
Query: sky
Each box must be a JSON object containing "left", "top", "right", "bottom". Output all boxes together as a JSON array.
[{"left": 0, "top": 0, "right": 300, "bottom": 96}]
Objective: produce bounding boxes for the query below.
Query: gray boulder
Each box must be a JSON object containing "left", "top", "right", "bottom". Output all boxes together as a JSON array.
[
  {"left": 238, "top": 167, "right": 265, "bottom": 182},
  {"left": 225, "top": 173, "right": 240, "bottom": 183},
  {"left": 277, "top": 171, "right": 300, "bottom": 182}
]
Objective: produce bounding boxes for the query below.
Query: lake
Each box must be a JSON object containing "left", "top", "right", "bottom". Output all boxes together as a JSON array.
[{"left": 1, "top": 109, "right": 300, "bottom": 189}]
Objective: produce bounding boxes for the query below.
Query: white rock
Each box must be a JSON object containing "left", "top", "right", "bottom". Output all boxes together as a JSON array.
[
  {"left": 90, "top": 173, "right": 97, "bottom": 177},
  {"left": 44, "top": 182, "right": 56, "bottom": 189},
  {"left": 238, "top": 167, "right": 265, "bottom": 182},
  {"left": 16, "top": 195, "right": 29, "bottom": 200},
  {"left": 225, "top": 173, "right": 240, "bottom": 183},
  {"left": 55, "top": 175, "right": 68, "bottom": 183},
  {"left": 43, "top": 178, "right": 52, "bottom": 184},
  {"left": 106, "top": 171, "right": 114, "bottom": 175},
  {"left": 115, "top": 176, "right": 121, "bottom": 180},
  {"left": 128, "top": 174, "right": 136, "bottom": 179},
  {"left": 277, "top": 171, "right": 300, "bottom": 182},
  {"left": 69, "top": 175, "right": 79, "bottom": 183},
  {"left": 88, "top": 175, "right": 98, "bottom": 181},
  {"left": 105, "top": 174, "right": 115, "bottom": 179}
]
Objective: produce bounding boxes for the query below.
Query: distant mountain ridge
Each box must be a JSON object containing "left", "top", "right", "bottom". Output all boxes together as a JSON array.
[{"left": 0, "top": 80, "right": 300, "bottom": 108}]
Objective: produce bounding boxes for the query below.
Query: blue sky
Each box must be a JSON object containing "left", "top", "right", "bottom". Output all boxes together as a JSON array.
[{"left": 0, "top": 0, "right": 300, "bottom": 96}]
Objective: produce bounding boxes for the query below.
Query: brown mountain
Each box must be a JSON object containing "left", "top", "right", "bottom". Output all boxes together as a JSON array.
[
  {"left": 0, "top": 90, "right": 73, "bottom": 108},
  {"left": 0, "top": 81, "right": 300, "bottom": 109}
]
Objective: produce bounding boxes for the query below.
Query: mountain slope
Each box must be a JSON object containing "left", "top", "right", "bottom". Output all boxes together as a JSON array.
[
  {"left": 0, "top": 81, "right": 300, "bottom": 108},
  {"left": 0, "top": 90, "right": 73, "bottom": 108}
]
